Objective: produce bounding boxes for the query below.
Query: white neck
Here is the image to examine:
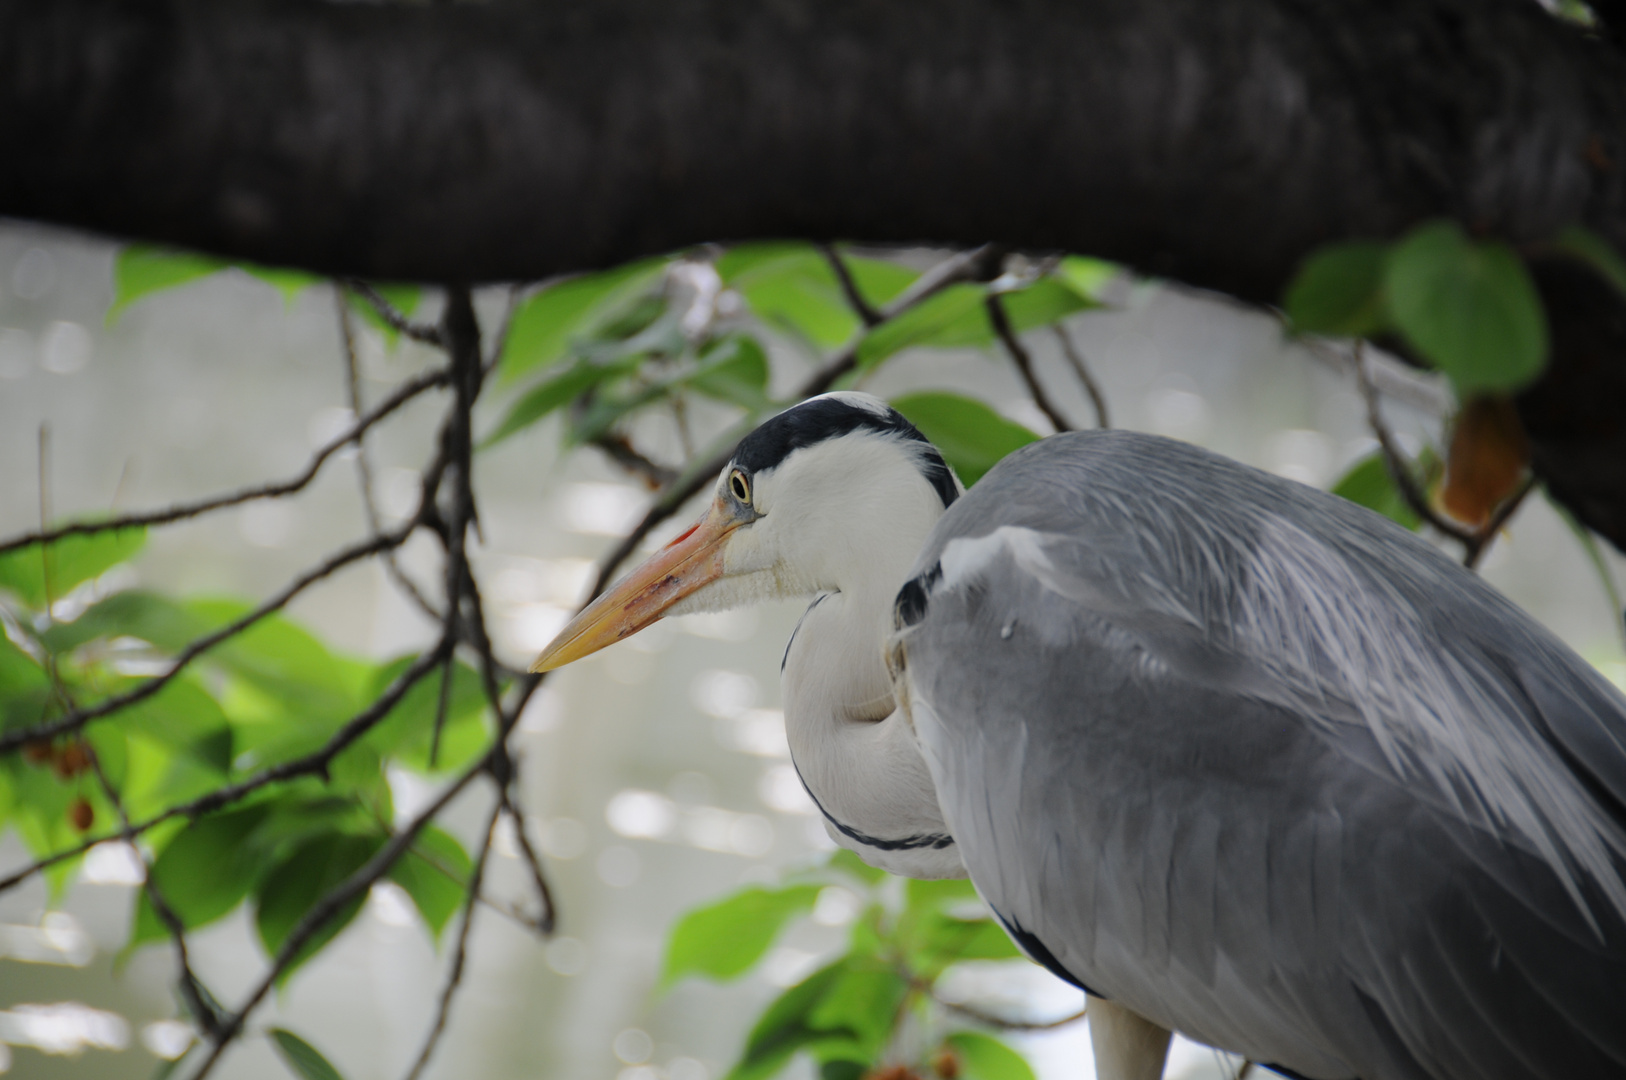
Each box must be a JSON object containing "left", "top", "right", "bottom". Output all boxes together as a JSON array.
[{"left": 775, "top": 444, "right": 965, "bottom": 878}]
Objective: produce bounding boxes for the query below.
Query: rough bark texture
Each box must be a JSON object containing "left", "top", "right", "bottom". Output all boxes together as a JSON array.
[{"left": 1, "top": 0, "right": 1624, "bottom": 548}]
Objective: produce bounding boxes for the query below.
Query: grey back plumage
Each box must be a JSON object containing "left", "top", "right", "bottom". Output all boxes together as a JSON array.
[{"left": 895, "top": 431, "right": 1626, "bottom": 1080}]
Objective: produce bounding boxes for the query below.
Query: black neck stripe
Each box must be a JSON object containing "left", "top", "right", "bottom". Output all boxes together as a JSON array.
[{"left": 730, "top": 396, "right": 958, "bottom": 509}]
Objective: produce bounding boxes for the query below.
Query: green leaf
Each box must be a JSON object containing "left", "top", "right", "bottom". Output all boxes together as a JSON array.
[
  {"left": 1330, "top": 453, "right": 1421, "bottom": 531},
  {"left": 687, "top": 336, "right": 772, "bottom": 410},
  {"left": 484, "top": 360, "right": 625, "bottom": 448},
  {"left": 111, "top": 676, "right": 234, "bottom": 774},
  {"left": 255, "top": 831, "right": 383, "bottom": 982},
  {"left": 1553, "top": 225, "right": 1626, "bottom": 299},
  {"left": 856, "top": 285, "right": 989, "bottom": 372},
  {"left": 945, "top": 1033, "right": 1036, "bottom": 1080},
  {"left": 363, "top": 654, "right": 491, "bottom": 773},
  {"left": 133, "top": 804, "right": 276, "bottom": 947},
  {"left": 999, "top": 277, "right": 1096, "bottom": 331},
  {"left": 1055, "top": 256, "right": 1119, "bottom": 301},
  {"left": 0, "top": 526, "right": 147, "bottom": 610},
  {"left": 729, "top": 960, "right": 852, "bottom": 1080},
  {"left": 722, "top": 245, "right": 918, "bottom": 349},
  {"left": 39, "top": 589, "right": 206, "bottom": 655},
  {"left": 1385, "top": 221, "right": 1549, "bottom": 393},
  {"left": 241, "top": 265, "right": 324, "bottom": 307},
  {"left": 890, "top": 392, "right": 1039, "bottom": 486},
  {"left": 663, "top": 884, "right": 821, "bottom": 987},
  {"left": 109, "top": 246, "right": 225, "bottom": 322},
  {"left": 386, "top": 826, "right": 472, "bottom": 942},
  {"left": 268, "top": 1028, "right": 347, "bottom": 1080},
  {"left": 499, "top": 260, "right": 668, "bottom": 385},
  {"left": 0, "top": 635, "right": 50, "bottom": 734},
  {"left": 1283, "top": 241, "right": 1391, "bottom": 338},
  {"left": 909, "top": 915, "right": 1022, "bottom": 970},
  {"left": 805, "top": 963, "right": 908, "bottom": 1054}
]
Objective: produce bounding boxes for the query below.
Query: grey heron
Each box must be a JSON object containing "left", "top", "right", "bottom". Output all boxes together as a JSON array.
[{"left": 533, "top": 391, "right": 1626, "bottom": 1080}]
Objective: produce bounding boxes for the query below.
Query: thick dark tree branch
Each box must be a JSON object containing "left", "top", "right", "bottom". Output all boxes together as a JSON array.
[
  {"left": 6, "top": 0, "right": 1622, "bottom": 290},
  {"left": 3, "top": 0, "right": 1626, "bottom": 546}
]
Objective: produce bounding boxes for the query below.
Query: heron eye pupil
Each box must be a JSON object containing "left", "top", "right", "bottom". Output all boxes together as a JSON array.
[{"left": 731, "top": 472, "right": 750, "bottom": 503}]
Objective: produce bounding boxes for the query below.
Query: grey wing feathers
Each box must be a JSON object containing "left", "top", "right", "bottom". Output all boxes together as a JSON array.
[{"left": 897, "top": 431, "right": 1626, "bottom": 1080}]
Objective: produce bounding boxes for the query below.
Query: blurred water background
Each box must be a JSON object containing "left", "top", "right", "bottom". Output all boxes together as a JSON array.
[{"left": 0, "top": 219, "right": 1622, "bottom": 1080}]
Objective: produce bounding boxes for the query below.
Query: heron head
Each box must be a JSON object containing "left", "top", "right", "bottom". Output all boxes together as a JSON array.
[{"left": 530, "top": 391, "right": 959, "bottom": 673}]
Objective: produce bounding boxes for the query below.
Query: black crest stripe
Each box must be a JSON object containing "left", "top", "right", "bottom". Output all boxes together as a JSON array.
[{"left": 731, "top": 396, "right": 958, "bottom": 509}]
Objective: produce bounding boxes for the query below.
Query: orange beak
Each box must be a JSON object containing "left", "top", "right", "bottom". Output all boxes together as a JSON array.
[{"left": 530, "top": 498, "right": 744, "bottom": 673}]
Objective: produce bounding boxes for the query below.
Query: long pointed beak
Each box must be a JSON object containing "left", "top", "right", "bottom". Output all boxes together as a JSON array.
[{"left": 530, "top": 499, "right": 741, "bottom": 673}]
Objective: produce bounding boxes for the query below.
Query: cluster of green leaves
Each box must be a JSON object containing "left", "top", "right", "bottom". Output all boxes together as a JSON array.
[
  {"left": 1284, "top": 220, "right": 1626, "bottom": 400},
  {"left": 111, "top": 244, "right": 423, "bottom": 346},
  {"left": 663, "top": 850, "right": 1042, "bottom": 1080},
  {"left": 485, "top": 244, "right": 1111, "bottom": 479},
  {"left": 0, "top": 527, "right": 488, "bottom": 1048},
  {"left": 1283, "top": 220, "right": 1554, "bottom": 395}
]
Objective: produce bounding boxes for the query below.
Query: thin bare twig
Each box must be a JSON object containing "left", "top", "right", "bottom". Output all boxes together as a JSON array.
[
  {"left": 401, "top": 797, "right": 502, "bottom": 1080},
  {"left": 1236, "top": 1061, "right": 1256, "bottom": 1080},
  {"left": 346, "top": 281, "right": 444, "bottom": 346},
  {"left": 1463, "top": 475, "right": 1537, "bottom": 570},
  {"left": 913, "top": 975, "right": 1086, "bottom": 1031},
  {"left": 591, "top": 432, "right": 678, "bottom": 489},
  {"left": 337, "top": 286, "right": 442, "bottom": 621},
  {"left": 497, "top": 783, "right": 557, "bottom": 934},
  {"left": 0, "top": 525, "right": 416, "bottom": 755},
  {"left": 0, "top": 366, "right": 449, "bottom": 557},
  {"left": 987, "top": 294, "right": 1073, "bottom": 433},
  {"left": 82, "top": 737, "right": 222, "bottom": 1039},
  {"left": 1352, "top": 344, "right": 1534, "bottom": 568},
  {"left": 1052, "top": 323, "right": 1110, "bottom": 428},
  {"left": 1353, "top": 344, "right": 1474, "bottom": 544},
  {"left": 818, "top": 242, "right": 882, "bottom": 327}
]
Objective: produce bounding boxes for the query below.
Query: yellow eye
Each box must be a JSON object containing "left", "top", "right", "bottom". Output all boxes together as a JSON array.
[{"left": 729, "top": 469, "right": 751, "bottom": 504}]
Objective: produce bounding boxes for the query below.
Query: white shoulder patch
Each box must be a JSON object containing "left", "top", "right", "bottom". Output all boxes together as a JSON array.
[{"left": 940, "top": 526, "right": 1059, "bottom": 591}]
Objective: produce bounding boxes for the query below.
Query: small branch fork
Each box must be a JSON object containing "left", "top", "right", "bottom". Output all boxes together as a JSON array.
[
  {"left": 1352, "top": 343, "right": 1533, "bottom": 569},
  {"left": 987, "top": 293, "right": 1074, "bottom": 433}
]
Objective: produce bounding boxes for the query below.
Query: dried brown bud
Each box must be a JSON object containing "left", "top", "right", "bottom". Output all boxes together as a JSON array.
[
  {"left": 1440, "top": 396, "right": 1529, "bottom": 529},
  {"left": 69, "top": 797, "right": 94, "bottom": 832},
  {"left": 931, "top": 1048, "right": 961, "bottom": 1080}
]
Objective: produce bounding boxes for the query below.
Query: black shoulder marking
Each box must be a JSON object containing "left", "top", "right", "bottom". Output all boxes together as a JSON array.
[
  {"left": 782, "top": 592, "right": 831, "bottom": 673},
  {"left": 992, "top": 909, "right": 1102, "bottom": 996},
  {"left": 789, "top": 756, "right": 956, "bottom": 852},
  {"left": 731, "top": 397, "right": 959, "bottom": 509},
  {"left": 893, "top": 562, "right": 942, "bottom": 630}
]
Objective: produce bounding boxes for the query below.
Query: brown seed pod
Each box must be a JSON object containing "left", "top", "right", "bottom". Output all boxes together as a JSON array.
[
  {"left": 931, "top": 1048, "right": 962, "bottom": 1080},
  {"left": 23, "top": 741, "right": 55, "bottom": 766},
  {"left": 53, "top": 742, "right": 91, "bottom": 780},
  {"left": 1440, "top": 396, "right": 1529, "bottom": 529},
  {"left": 69, "top": 797, "right": 94, "bottom": 832}
]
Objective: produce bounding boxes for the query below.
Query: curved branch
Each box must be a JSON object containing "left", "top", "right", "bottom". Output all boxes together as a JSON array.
[{"left": 0, "top": 364, "right": 449, "bottom": 556}]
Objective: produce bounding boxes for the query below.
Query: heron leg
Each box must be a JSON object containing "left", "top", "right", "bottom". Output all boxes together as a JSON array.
[{"left": 1087, "top": 995, "right": 1172, "bottom": 1080}]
